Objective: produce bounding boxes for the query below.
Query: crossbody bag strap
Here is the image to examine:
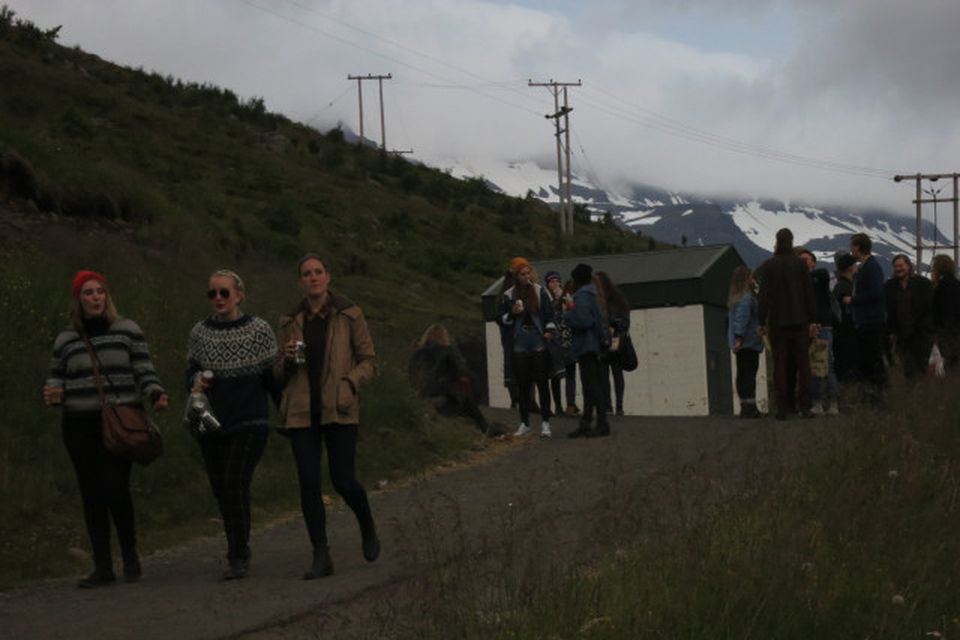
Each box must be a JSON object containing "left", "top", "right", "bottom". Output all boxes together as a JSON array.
[{"left": 80, "top": 333, "right": 111, "bottom": 409}]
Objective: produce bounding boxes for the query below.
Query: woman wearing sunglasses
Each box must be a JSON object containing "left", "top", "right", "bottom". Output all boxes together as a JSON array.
[{"left": 186, "top": 269, "right": 278, "bottom": 580}]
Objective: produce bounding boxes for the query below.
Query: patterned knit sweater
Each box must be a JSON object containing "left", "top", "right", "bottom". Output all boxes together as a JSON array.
[
  {"left": 186, "top": 314, "right": 278, "bottom": 434},
  {"left": 47, "top": 317, "right": 166, "bottom": 413}
]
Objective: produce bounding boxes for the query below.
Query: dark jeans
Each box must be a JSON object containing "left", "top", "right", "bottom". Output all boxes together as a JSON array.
[
  {"left": 578, "top": 353, "right": 608, "bottom": 429},
  {"left": 834, "top": 327, "right": 860, "bottom": 383},
  {"left": 549, "top": 363, "right": 579, "bottom": 412},
  {"left": 200, "top": 430, "right": 268, "bottom": 560},
  {"left": 601, "top": 359, "right": 625, "bottom": 413},
  {"left": 770, "top": 325, "right": 811, "bottom": 414},
  {"left": 62, "top": 411, "right": 137, "bottom": 573},
  {"left": 513, "top": 350, "right": 552, "bottom": 425},
  {"left": 287, "top": 420, "right": 374, "bottom": 549},
  {"left": 896, "top": 334, "right": 932, "bottom": 379},
  {"left": 735, "top": 349, "right": 760, "bottom": 403},
  {"left": 857, "top": 324, "right": 888, "bottom": 401}
]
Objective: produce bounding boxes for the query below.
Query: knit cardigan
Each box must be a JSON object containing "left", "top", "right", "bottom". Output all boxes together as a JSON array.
[
  {"left": 47, "top": 317, "right": 166, "bottom": 413},
  {"left": 186, "top": 314, "right": 278, "bottom": 434}
]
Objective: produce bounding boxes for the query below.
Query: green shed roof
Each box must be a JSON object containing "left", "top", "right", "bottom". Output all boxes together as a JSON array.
[{"left": 480, "top": 245, "right": 745, "bottom": 320}]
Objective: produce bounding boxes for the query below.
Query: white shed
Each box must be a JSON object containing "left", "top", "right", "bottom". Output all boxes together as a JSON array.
[{"left": 480, "top": 246, "right": 768, "bottom": 416}]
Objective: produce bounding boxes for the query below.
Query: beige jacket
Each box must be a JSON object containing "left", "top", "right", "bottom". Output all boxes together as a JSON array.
[{"left": 274, "top": 292, "right": 377, "bottom": 427}]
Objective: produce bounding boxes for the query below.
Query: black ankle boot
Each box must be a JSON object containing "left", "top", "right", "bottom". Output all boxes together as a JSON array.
[
  {"left": 568, "top": 421, "right": 593, "bottom": 439},
  {"left": 361, "top": 523, "right": 380, "bottom": 562},
  {"left": 77, "top": 568, "right": 116, "bottom": 589},
  {"left": 303, "top": 545, "right": 334, "bottom": 580},
  {"left": 223, "top": 556, "right": 249, "bottom": 581},
  {"left": 122, "top": 555, "right": 142, "bottom": 582}
]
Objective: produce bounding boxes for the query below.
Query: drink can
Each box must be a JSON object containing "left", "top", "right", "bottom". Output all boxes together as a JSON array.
[{"left": 295, "top": 340, "right": 307, "bottom": 365}]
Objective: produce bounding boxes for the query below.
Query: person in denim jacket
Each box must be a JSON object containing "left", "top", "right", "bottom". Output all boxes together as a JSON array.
[
  {"left": 497, "top": 257, "right": 556, "bottom": 437},
  {"left": 727, "top": 266, "right": 764, "bottom": 418},
  {"left": 564, "top": 263, "right": 611, "bottom": 438}
]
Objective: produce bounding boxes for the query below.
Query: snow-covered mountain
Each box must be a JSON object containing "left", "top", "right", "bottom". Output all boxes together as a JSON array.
[{"left": 446, "top": 159, "right": 946, "bottom": 272}]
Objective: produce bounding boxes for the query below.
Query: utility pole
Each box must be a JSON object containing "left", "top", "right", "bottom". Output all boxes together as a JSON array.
[
  {"left": 347, "top": 73, "right": 392, "bottom": 150},
  {"left": 529, "top": 79, "right": 582, "bottom": 234},
  {"left": 893, "top": 172, "right": 960, "bottom": 267}
]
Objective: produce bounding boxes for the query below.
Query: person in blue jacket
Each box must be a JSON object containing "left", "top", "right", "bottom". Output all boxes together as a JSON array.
[
  {"left": 564, "top": 263, "right": 611, "bottom": 438},
  {"left": 727, "top": 266, "right": 764, "bottom": 418},
  {"left": 845, "top": 233, "right": 887, "bottom": 403}
]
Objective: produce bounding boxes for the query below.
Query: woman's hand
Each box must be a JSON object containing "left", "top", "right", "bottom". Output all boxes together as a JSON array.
[
  {"left": 191, "top": 373, "right": 210, "bottom": 394},
  {"left": 153, "top": 393, "right": 170, "bottom": 411},
  {"left": 283, "top": 338, "right": 299, "bottom": 362},
  {"left": 733, "top": 337, "right": 743, "bottom": 353},
  {"left": 43, "top": 384, "right": 64, "bottom": 406}
]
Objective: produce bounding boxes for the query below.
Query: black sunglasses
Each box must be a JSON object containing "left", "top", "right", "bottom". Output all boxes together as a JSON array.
[{"left": 207, "top": 288, "right": 232, "bottom": 300}]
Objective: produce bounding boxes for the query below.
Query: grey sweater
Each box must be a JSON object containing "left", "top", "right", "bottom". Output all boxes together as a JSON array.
[{"left": 47, "top": 317, "right": 166, "bottom": 413}]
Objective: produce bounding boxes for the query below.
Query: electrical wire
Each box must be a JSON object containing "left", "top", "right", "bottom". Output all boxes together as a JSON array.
[
  {"left": 238, "top": 0, "right": 543, "bottom": 118},
  {"left": 240, "top": 0, "right": 897, "bottom": 181}
]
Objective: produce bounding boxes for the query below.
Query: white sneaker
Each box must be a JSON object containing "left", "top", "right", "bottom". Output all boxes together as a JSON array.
[
  {"left": 810, "top": 404, "right": 824, "bottom": 416},
  {"left": 540, "top": 421, "right": 552, "bottom": 438},
  {"left": 514, "top": 423, "right": 531, "bottom": 437},
  {"left": 826, "top": 403, "right": 840, "bottom": 416}
]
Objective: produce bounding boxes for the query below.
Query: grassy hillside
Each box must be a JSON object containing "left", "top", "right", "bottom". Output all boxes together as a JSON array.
[{"left": 0, "top": 10, "right": 658, "bottom": 586}]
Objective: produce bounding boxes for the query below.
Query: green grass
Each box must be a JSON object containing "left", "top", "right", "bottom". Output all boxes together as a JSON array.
[{"left": 399, "top": 380, "right": 960, "bottom": 639}]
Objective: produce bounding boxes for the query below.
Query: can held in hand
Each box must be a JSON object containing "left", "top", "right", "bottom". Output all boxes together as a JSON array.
[{"left": 294, "top": 340, "right": 307, "bottom": 365}]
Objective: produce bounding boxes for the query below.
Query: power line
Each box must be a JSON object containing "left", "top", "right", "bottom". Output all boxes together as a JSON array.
[
  {"left": 238, "top": 0, "right": 542, "bottom": 118},
  {"left": 241, "top": 0, "right": 898, "bottom": 181}
]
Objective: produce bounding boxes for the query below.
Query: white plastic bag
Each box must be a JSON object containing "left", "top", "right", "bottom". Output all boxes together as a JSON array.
[{"left": 928, "top": 344, "right": 946, "bottom": 378}]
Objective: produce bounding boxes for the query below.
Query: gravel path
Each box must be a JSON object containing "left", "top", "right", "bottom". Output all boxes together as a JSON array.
[{"left": 0, "top": 409, "right": 824, "bottom": 640}]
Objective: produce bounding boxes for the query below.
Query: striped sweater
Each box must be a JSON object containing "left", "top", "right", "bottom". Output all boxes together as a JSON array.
[
  {"left": 47, "top": 317, "right": 166, "bottom": 413},
  {"left": 186, "top": 314, "right": 278, "bottom": 433}
]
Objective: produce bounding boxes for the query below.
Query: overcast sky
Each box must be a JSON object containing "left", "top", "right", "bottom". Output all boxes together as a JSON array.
[{"left": 8, "top": 0, "right": 960, "bottom": 214}]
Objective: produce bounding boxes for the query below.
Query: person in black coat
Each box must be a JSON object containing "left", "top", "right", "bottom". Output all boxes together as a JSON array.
[
  {"left": 931, "top": 254, "right": 960, "bottom": 370},
  {"left": 884, "top": 254, "right": 934, "bottom": 379},
  {"left": 846, "top": 233, "right": 887, "bottom": 403},
  {"left": 832, "top": 253, "right": 860, "bottom": 384}
]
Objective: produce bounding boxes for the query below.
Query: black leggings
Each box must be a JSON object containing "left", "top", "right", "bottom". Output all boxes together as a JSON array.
[
  {"left": 287, "top": 420, "right": 374, "bottom": 548},
  {"left": 513, "top": 350, "right": 552, "bottom": 425},
  {"left": 735, "top": 349, "right": 760, "bottom": 402},
  {"left": 62, "top": 411, "right": 137, "bottom": 573},
  {"left": 200, "top": 430, "right": 268, "bottom": 561}
]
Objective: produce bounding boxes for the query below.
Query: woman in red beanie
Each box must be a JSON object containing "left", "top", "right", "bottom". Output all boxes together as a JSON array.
[{"left": 43, "top": 271, "right": 168, "bottom": 588}]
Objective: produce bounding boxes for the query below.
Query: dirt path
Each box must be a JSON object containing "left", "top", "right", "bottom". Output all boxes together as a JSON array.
[{"left": 0, "top": 409, "right": 824, "bottom": 639}]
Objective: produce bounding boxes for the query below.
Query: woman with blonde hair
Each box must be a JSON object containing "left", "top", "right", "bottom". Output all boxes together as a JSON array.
[
  {"left": 728, "top": 266, "right": 763, "bottom": 418},
  {"left": 186, "top": 269, "right": 278, "bottom": 580},
  {"left": 409, "top": 324, "right": 501, "bottom": 436},
  {"left": 44, "top": 270, "right": 169, "bottom": 588}
]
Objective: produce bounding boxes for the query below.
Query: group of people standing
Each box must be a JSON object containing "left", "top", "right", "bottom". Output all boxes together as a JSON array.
[
  {"left": 729, "top": 227, "right": 960, "bottom": 420},
  {"left": 496, "top": 257, "right": 631, "bottom": 439},
  {"left": 43, "top": 255, "right": 380, "bottom": 588}
]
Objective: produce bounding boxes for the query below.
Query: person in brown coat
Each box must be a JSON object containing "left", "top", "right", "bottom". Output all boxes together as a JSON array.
[
  {"left": 275, "top": 253, "right": 379, "bottom": 579},
  {"left": 757, "top": 228, "right": 817, "bottom": 420}
]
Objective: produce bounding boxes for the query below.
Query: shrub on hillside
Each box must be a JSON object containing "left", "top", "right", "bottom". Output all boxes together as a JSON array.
[{"left": 0, "top": 151, "right": 40, "bottom": 202}]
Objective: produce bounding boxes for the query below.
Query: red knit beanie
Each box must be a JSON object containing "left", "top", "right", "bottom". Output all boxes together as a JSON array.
[{"left": 72, "top": 270, "right": 107, "bottom": 299}]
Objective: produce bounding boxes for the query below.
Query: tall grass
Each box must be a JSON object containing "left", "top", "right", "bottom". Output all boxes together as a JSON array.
[{"left": 376, "top": 380, "right": 960, "bottom": 639}]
